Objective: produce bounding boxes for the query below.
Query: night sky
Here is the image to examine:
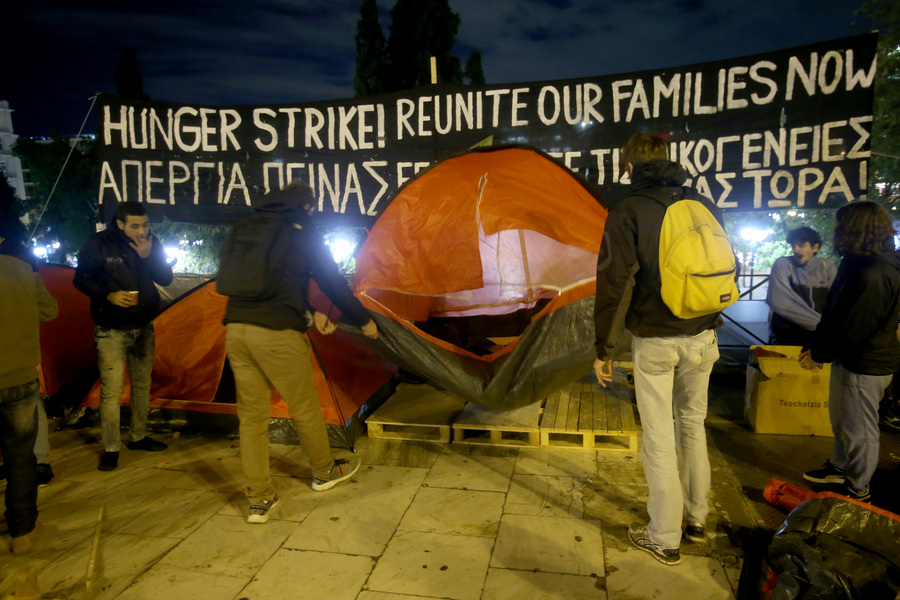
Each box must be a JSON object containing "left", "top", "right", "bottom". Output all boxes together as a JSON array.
[{"left": 2, "top": 0, "right": 872, "bottom": 138}]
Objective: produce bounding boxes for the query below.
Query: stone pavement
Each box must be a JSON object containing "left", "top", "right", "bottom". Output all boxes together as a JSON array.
[
  {"left": 6, "top": 362, "right": 899, "bottom": 599},
  {"left": 0, "top": 420, "right": 742, "bottom": 600}
]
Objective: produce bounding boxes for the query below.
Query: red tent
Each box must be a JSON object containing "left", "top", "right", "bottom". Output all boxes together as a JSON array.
[{"left": 38, "top": 266, "right": 396, "bottom": 445}]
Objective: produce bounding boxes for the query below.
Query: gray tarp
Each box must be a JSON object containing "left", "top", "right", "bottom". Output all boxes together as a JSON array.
[{"left": 767, "top": 497, "right": 900, "bottom": 599}]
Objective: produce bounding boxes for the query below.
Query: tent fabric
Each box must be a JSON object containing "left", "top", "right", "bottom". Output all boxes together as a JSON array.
[
  {"left": 36, "top": 269, "right": 396, "bottom": 428},
  {"left": 81, "top": 280, "right": 397, "bottom": 426},
  {"left": 352, "top": 146, "right": 609, "bottom": 411},
  {"left": 354, "top": 291, "right": 598, "bottom": 412},
  {"left": 38, "top": 266, "right": 97, "bottom": 397},
  {"left": 356, "top": 146, "right": 607, "bottom": 312}
]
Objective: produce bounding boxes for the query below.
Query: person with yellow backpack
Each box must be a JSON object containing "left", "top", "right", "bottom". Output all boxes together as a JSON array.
[{"left": 593, "top": 132, "right": 737, "bottom": 566}]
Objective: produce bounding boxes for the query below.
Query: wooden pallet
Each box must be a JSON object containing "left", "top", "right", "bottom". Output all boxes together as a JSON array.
[
  {"left": 539, "top": 382, "right": 638, "bottom": 451},
  {"left": 611, "top": 360, "right": 634, "bottom": 373},
  {"left": 366, "top": 385, "right": 464, "bottom": 443},
  {"left": 452, "top": 401, "right": 541, "bottom": 446}
]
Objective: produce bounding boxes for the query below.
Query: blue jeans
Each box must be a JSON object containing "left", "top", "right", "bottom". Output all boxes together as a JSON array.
[
  {"left": 632, "top": 329, "right": 719, "bottom": 549},
  {"left": 829, "top": 361, "right": 891, "bottom": 492},
  {"left": 95, "top": 324, "right": 155, "bottom": 452},
  {"left": 0, "top": 379, "right": 39, "bottom": 537},
  {"left": 34, "top": 401, "right": 50, "bottom": 464}
]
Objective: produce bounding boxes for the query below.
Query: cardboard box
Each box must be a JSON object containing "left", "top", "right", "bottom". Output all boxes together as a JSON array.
[{"left": 744, "top": 345, "right": 833, "bottom": 437}]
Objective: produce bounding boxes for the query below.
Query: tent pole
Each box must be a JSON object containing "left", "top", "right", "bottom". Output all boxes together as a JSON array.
[{"left": 307, "top": 333, "right": 355, "bottom": 452}]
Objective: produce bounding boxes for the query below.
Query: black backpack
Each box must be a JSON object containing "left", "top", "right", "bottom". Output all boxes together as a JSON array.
[{"left": 217, "top": 212, "right": 295, "bottom": 300}]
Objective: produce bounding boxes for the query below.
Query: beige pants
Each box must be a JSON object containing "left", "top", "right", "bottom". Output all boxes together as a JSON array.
[{"left": 226, "top": 323, "right": 334, "bottom": 502}]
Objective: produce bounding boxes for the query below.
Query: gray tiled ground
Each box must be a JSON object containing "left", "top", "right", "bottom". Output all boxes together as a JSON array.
[
  {"left": 3, "top": 361, "right": 896, "bottom": 598},
  {"left": 0, "top": 419, "right": 748, "bottom": 599},
  {"left": 32, "top": 363, "right": 886, "bottom": 598}
]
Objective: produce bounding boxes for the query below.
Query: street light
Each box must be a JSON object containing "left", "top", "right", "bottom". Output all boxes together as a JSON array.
[{"left": 740, "top": 227, "right": 772, "bottom": 243}]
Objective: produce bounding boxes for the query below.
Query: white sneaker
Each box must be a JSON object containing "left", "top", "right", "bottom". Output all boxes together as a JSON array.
[
  {"left": 247, "top": 495, "right": 279, "bottom": 524},
  {"left": 628, "top": 523, "right": 681, "bottom": 566},
  {"left": 312, "top": 457, "right": 361, "bottom": 491}
]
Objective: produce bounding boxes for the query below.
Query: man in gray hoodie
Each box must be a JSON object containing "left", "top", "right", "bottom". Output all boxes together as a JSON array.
[{"left": 766, "top": 226, "right": 836, "bottom": 347}]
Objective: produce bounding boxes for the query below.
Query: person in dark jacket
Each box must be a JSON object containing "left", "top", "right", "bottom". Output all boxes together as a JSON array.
[
  {"left": 74, "top": 202, "right": 173, "bottom": 471},
  {"left": 220, "top": 181, "right": 377, "bottom": 524},
  {"left": 801, "top": 201, "right": 900, "bottom": 502},
  {"left": 594, "top": 133, "right": 724, "bottom": 566}
]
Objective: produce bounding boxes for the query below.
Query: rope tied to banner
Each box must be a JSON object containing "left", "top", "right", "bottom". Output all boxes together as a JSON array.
[{"left": 28, "top": 93, "right": 100, "bottom": 245}]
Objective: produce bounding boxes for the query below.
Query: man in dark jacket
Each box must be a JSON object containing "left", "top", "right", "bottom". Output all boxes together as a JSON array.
[
  {"left": 593, "top": 133, "right": 723, "bottom": 566},
  {"left": 801, "top": 201, "right": 900, "bottom": 502},
  {"left": 220, "top": 182, "right": 377, "bottom": 524},
  {"left": 74, "top": 202, "right": 173, "bottom": 471}
]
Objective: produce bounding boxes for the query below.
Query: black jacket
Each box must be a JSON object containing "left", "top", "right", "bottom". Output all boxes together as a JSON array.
[
  {"left": 222, "top": 190, "right": 371, "bottom": 332},
  {"left": 74, "top": 221, "right": 174, "bottom": 329},
  {"left": 594, "top": 159, "right": 723, "bottom": 360},
  {"left": 806, "top": 252, "right": 900, "bottom": 375}
]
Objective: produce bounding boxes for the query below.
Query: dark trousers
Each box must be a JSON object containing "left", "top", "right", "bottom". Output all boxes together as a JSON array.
[
  {"left": 0, "top": 379, "right": 39, "bottom": 537},
  {"left": 768, "top": 314, "right": 814, "bottom": 347}
]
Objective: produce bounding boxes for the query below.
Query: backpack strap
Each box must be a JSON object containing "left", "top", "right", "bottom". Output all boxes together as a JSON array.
[{"left": 628, "top": 187, "right": 687, "bottom": 210}]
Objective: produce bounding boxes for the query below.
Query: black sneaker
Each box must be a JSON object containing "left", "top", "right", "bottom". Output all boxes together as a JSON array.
[
  {"left": 803, "top": 460, "right": 845, "bottom": 484},
  {"left": 247, "top": 495, "right": 279, "bottom": 524},
  {"left": 628, "top": 523, "right": 681, "bottom": 566},
  {"left": 311, "top": 457, "right": 361, "bottom": 491},
  {"left": 98, "top": 451, "right": 119, "bottom": 471},
  {"left": 36, "top": 464, "right": 54, "bottom": 487},
  {"left": 840, "top": 484, "right": 871, "bottom": 502},
  {"left": 684, "top": 523, "right": 705, "bottom": 543},
  {"left": 126, "top": 437, "right": 168, "bottom": 452},
  {"left": 880, "top": 413, "right": 900, "bottom": 432}
]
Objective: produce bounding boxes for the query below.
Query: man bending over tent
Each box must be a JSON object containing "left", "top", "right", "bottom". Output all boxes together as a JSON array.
[
  {"left": 218, "top": 181, "right": 377, "bottom": 524},
  {"left": 74, "top": 201, "right": 174, "bottom": 471}
]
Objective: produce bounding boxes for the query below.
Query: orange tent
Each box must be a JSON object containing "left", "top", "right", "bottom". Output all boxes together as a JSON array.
[{"left": 353, "top": 145, "right": 608, "bottom": 410}]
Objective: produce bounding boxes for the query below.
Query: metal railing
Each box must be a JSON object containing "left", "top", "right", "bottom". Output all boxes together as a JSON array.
[{"left": 719, "top": 269, "right": 772, "bottom": 346}]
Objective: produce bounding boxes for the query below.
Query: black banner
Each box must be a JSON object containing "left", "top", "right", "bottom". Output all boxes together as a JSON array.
[{"left": 98, "top": 34, "right": 877, "bottom": 227}]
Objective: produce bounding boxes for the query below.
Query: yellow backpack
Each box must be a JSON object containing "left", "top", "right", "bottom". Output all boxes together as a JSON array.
[{"left": 658, "top": 197, "right": 738, "bottom": 319}]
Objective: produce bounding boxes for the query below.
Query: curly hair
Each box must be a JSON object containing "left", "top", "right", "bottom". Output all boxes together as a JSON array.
[
  {"left": 832, "top": 201, "right": 896, "bottom": 257},
  {"left": 785, "top": 226, "right": 822, "bottom": 249}
]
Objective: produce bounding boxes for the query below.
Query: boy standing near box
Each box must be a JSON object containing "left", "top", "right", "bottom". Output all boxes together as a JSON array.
[{"left": 766, "top": 227, "right": 836, "bottom": 347}]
